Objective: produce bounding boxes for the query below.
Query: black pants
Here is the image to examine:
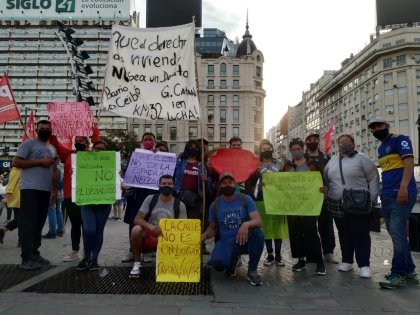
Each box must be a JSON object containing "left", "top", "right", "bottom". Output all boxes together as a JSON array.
[
  {"left": 18, "top": 189, "right": 50, "bottom": 262},
  {"left": 5, "top": 208, "right": 19, "bottom": 231},
  {"left": 287, "top": 215, "right": 323, "bottom": 263},
  {"left": 318, "top": 204, "right": 336, "bottom": 254},
  {"left": 62, "top": 198, "right": 82, "bottom": 252},
  {"left": 265, "top": 239, "right": 282, "bottom": 255},
  {"left": 334, "top": 215, "right": 371, "bottom": 267}
]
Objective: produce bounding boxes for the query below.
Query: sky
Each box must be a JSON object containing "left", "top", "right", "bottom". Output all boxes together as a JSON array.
[{"left": 135, "top": 0, "right": 377, "bottom": 133}]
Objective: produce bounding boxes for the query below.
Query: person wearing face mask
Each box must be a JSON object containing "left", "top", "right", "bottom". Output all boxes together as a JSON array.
[
  {"left": 12, "top": 120, "right": 58, "bottom": 270},
  {"left": 49, "top": 125, "right": 100, "bottom": 263},
  {"left": 283, "top": 138, "right": 327, "bottom": 276},
  {"left": 368, "top": 117, "right": 418, "bottom": 289},
  {"left": 323, "top": 134, "right": 379, "bottom": 279},
  {"left": 201, "top": 172, "right": 264, "bottom": 286},
  {"left": 304, "top": 131, "right": 338, "bottom": 265},
  {"left": 128, "top": 175, "right": 187, "bottom": 278}
]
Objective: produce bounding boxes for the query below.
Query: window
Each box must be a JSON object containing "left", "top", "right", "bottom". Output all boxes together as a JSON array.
[
  {"left": 156, "top": 126, "right": 163, "bottom": 140},
  {"left": 233, "top": 65, "right": 239, "bottom": 76},
  {"left": 170, "top": 127, "right": 177, "bottom": 140},
  {"left": 233, "top": 80, "right": 239, "bottom": 88},
  {"left": 207, "top": 64, "right": 214, "bottom": 76},
  {"left": 207, "top": 127, "right": 214, "bottom": 140},
  {"left": 255, "top": 96, "right": 261, "bottom": 107},
  {"left": 233, "top": 109, "right": 239, "bottom": 123},
  {"left": 170, "top": 144, "right": 177, "bottom": 153},
  {"left": 207, "top": 80, "right": 214, "bottom": 88},
  {"left": 254, "top": 128, "right": 262, "bottom": 141},
  {"left": 399, "top": 119, "right": 409, "bottom": 126},
  {"left": 256, "top": 66, "right": 262, "bottom": 77},
  {"left": 220, "top": 127, "right": 226, "bottom": 141},
  {"left": 220, "top": 63, "right": 226, "bottom": 75},
  {"left": 384, "top": 73, "right": 392, "bottom": 82},
  {"left": 232, "top": 95, "right": 239, "bottom": 106},
  {"left": 220, "top": 95, "right": 227, "bottom": 106},
  {"left": 398, "top": 87, "right": 407, "bottom": 94},
  {"left": 220, "top": 109, "right": 226, "bottom": 123},
  {"left": 385, "top": 89, "right": 393, "bottom": 96},
  {"left": 220, "top": 80, "right": 227, "bottom": 88},
  {"left": 133, "top": 127, "right": 139, "bottom": 136},
  {"left": 207, "top": 108, "right": 214, "bottom": 123},
  {"left": 383, "top": 58, "right": 392, "bottom": 68},
  {"left": 396, "top": 55, "right": 406, "bottom": 65},
  {"left": 254, "top": 110, "right": 262, "bottom": 124},
  {"left": 373, "top": 64, "right": 378, "bottom": 73},
  {"left": 416, "top": 70, "right": 420, "bottom": 79},
  {"left": 207, "top": 95, "right": 214, "bottom": 105},
  {"left": 233, "top": 127, "right": 239, "bottom": 138},
  {"left": 386, "top": 104, "right": 394, "bottom": 114},
  {"left": 132, "top": 118, "right": 140, "bottom": 123},
  {"left": 189, "top": 126, "right": 198, "bottom": 139},
  {"left": 399, "top": 102, "right": 408, "bottom": 110},
  {"left": 397, "top": 70, "right": 406, "bottom": 78},
  {"left": 144, "top": 126, "right": 151, "bottom": 133}
]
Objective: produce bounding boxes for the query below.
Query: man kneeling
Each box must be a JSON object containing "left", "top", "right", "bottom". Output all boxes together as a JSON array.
[
  {"left": 129, "top": 175, "right": 187, "bottom": 278},
  {"left": 201, "top": 172, "right": 265, "bottom": 286}
]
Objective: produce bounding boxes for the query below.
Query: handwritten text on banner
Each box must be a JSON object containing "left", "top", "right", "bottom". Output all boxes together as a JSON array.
[{"left": 101, "top": 23, "right": 200, "bottom": 121}]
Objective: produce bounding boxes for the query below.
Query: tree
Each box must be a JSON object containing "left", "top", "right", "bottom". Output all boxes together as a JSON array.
[{"left": 101, "top": 129, "right": 139, "bottom": 164}]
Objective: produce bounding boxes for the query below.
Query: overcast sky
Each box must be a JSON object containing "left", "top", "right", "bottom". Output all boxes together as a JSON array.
[{"left": 135, "top": 0, "right": 377, "bottom": 133}]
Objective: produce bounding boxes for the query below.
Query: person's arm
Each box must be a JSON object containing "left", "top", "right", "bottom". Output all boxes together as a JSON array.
[
  {"left": 91, "top": 126, "right": 100, "bottom": 143},
  {"left": 49, "top": 135, "right": 72, "bottom": 161},
  {"left": 133, "top": 212, "right": 162, "bottom": 236},
  {"left": 397, "top": 156, "right": 414, "bottom": 205},
  {"left": 12, "top": 156, "right": 55, "bottom": 169},
  {"left": 201, "top": 222, "right": 217, "bottom": 243},
  {"left": 50, "top": 166, "right": 58, "bottom": 205},
  {"left": 361, "top": 155, "right": 380, "bottom": 204},
  {"left": 236, "top": 211, "right": 262, "bottom": 245}
]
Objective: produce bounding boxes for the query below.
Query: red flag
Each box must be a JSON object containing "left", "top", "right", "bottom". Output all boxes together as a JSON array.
[
  {"left": 0, "top": 73, "right": 20, "bottom": 124},
  {"left": 22, "top": 110, "right": 36, "bottom": 142},
  {"left": 322, "top": 119, "right": 339, "bottom": 154}
]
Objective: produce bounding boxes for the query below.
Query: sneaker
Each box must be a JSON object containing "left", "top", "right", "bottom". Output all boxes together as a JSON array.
[
  {"left": 263, "top": 254, "right": 275, "bottom": 266},
  {"left": 247, "top": 271, "right": 263, "bottom": 286},
  {"left": 63, "top": 251, "right": 79, "bottom": 262},
  {"left": 360, "top": 266, "right": 371, "bottom": 278},
  {"left": 20, "top": 260, "right": 42, "bottom": 270},
  {"left": 76, "top": 258, "right": 90, "bottom": 271},
  {"left": 315, "top": 262, "right": 326, "bottom": 276},
  {"left": 34, "top": 256, "right": 50, "bottom": 267},
  {"left": 292, "top": 259, "right": 306, "bottom": 272},
  {"left": 129, "top": 262, "right": 142, "bottom": 278},
  {"left": 338, "top": 262, "right": 353, "bottom": 272},
  {"left": 225, "top": 256, "right": 240, "bottom": 277},
  {"left": 42, "top": 232, "right": 57, "bottom": 239},
  {"left": 379, "top": 273, "right": 406, "bottom": 289},
  {"left": 121, "top": 252, "right": 134, "bottom": 263},
  {"left": 404, "top": 271, "right": 419, "bottom": 284},
  {"left": 89, "top": 260, "right": 100, "bottom": 271},
  {"left": 0, "top": 228, "right": 5, "bottom": 244},
  {"left": 275, "top": 255, "right": 285, "bottom": 267},
  {"left": 57, "top": 231, "right": 64, "bottom": 237},
  {"left": 324, "top": 253, "right": 339, "bottom": 264}
]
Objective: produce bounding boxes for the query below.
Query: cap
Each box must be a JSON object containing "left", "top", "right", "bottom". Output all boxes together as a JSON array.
[
  {"left": 305, "top": 130, "right": 320, "bottom": 141},
  {"left": 219, "top": 172, "right": 235, "bottom": 183},
  {"left": 368, "top": 117, "right": 388, "bottom": 128}
]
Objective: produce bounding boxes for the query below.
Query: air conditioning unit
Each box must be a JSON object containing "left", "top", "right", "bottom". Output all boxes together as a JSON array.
[
  {"left": 384, "top": 79, "right": 388, "bottom": 83},
  {"left": 412, "top": 55, "right": 416, "bottom": 59},
  {"left": 393, "top": 84, "right": 398, "bottom": 88},
  {"left": 388, "top": 110, "right": 394, "bottom": 114}
]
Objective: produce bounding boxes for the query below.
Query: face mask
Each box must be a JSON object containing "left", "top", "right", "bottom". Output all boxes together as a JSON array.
[
  {"left": 291, "top": 150, "right": 304, "bottom": 160},
  {"left": 306, "top": 142, "right": 319, "bottom": 151},
  {"left": 37, "top": 130, "right": 51, "bottom": 141},
  {"left": 159, "top": 186, "right": 174, "bottom": 196},
  {"left": 260, "top": 151, "right": 273, "bottom": 159},
  {"left": 339, "top": 144, "right": 354, "bottom": 155},
  {"left": 220, "top": 185, "right": 236, "bottom": 196},
  {"left": 373, "top": 128, "right": 389, "bottom": 141},
  {"left": 143, "top": 139, "right": 154, "bottom": 150},
  {"left": 187, "top": 148, "right": 200, "bottom": 158},
  {"left": 75, "top": 143, "right": 86, "bottom": 151}
]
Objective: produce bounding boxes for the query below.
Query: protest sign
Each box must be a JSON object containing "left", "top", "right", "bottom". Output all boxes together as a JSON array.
[
  {"left": 100, "top": 23, "right": 200, "bottom": 121},
  {"left": 256, "top": 201, "right": 289, "bottom": 239},
  {"left": 47, "top": 101, "right": 94, "bottom": 137},
  {"left": 156, "top": 219, "right": 201, "bottom": 282},
  {"left": 262, "top": 172, "right": 323, "bottom": 216},
  {"left": 72, "top": 151, "right": 121, "bottom": 205},
  {"left": 123, "top": 149, "right": 177, "bottom": 190},
  {"left": 210, "top": 149, "right": 259, "bottom": 183}
]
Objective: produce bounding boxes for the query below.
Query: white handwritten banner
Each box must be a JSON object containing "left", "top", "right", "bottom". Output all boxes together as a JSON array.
[
  {"left": 47, "top": 102, "right": 94, "bottom": 137},
  {"left": 100, "top": 23, "right": 200, "bottom": 121},
  {"left": 123, "top": 149, "right": 177, "bottom": 190}
]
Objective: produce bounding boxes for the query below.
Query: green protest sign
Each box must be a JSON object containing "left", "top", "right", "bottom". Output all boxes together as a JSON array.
[
  {"left": 73, "top": 151, "right": 119, "bottom": 205},
  {"left": 256, "top": 201, "right": 289, "bottom": 239},
  {"left": 262, "top": 172, "right": 323, "bottom": 216}
]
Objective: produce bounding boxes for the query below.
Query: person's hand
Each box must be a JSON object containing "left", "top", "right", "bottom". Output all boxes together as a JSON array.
[
  {"left": 50, "top": 192, "right": 57, "bottom": 206},
  {"left": 119, "top": 169, "right": 124, "bottom": 177},
  {"left": 200, "top": 233, "right": 207, "bottom": 244},
  {"left": 148, "top": 224, "right": 162, "bottom": 236},
  {"left": 319, "top": 186, "right": 329, "bottom": 194},
  {"left": 236, "top": 222, "right": 249, "bottom": 246},
  {"left": 39, "top": 159, "right": 55, "bottom": 167},
  {"left": 397, "top": 186, "right": 409, "bottom": 205}
]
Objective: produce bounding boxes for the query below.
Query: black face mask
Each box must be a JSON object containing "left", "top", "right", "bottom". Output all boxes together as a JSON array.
[
  {"left": 75, "top": 143, "right": 86, "bottom": 151},
  {"left": 37, "top": 130, "right": 51, "bottom": 141},
  {"left": 220, "top": 185, "right": 236, "bottom": 196},
  {"left": 373, "top": 128, "right": 389, "bottom": 141},
  {"left": 159, "top": 186, "right": 174, "bottom": 196},
  {"left": 260, "top": 151, "right": 273, "bottom": 159},
  {"left": 187, "top": 148, "right": 200, "bottom": 158},
  {"left": 306, "top": 142, "right": 319, "bottom": 151}
]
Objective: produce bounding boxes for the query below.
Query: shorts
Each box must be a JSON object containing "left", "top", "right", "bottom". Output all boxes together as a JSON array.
[{"left": 142, "top": 227, "right": 158, "bottom": 253}]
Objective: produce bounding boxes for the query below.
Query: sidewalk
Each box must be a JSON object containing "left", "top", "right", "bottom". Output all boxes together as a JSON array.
[{"left": 1, "top": 213, "right": 420, "bottom": 314}]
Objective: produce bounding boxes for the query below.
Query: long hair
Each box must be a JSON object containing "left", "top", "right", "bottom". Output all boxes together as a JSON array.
[{"left": 180, "top": 140, "right": 201, "bottom": 160}]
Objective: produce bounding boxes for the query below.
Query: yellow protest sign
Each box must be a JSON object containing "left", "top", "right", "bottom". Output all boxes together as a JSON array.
[
  {"left": 262, "top": 172, "right": 324, "bottom": 216},
  {"left": 156, "top": 219, "right": 201, "bottom": 282}
]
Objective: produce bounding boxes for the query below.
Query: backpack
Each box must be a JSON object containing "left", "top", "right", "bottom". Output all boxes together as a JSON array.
[
  {"left": 144, "top": 193, "right": 180, "bottom": 222},
  {"left": 213, "top": 193, "right": 248, "bottom": 222}
]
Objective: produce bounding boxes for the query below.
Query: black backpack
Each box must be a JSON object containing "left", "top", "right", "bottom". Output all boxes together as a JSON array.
[{"left": 144, "top": 193, "right": 181, "bottom": 222}]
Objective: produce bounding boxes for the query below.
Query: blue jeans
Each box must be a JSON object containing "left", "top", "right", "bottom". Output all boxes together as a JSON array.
[
  {"left": 47, "top": 197, "right": 64, "bottom": 234},
  {"left": 381, "top": 194, "right": 417, "bottom": 275},
  {"left": 210, "top": 228, "right": 264, "bottom": 273},
  {"left": 81, "top": 204, "right": 112, "bottom": 261}
]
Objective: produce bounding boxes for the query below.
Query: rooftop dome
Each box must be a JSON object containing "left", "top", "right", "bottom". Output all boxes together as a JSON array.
[{"left": 236, "top": 13, "right": 257, "bottom": 57}]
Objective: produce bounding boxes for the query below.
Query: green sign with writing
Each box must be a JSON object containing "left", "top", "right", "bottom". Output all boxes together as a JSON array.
[
  {"left": 74, "top": 151, "right": 117, "bottom": 205},
  {"left": 262, "top": 172, "right": 324, "bottom": 216},
  {"left": 256, "top": 201, "right": 289, "bottom": 239}
]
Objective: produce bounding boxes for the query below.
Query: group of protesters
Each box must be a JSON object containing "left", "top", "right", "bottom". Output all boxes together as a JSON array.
[{"left": 0, "top": 116, "right": 417, "bottom": 289}]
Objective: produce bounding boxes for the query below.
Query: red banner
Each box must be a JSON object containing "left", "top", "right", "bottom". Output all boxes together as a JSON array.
[
  {"left": 210, "top": 149, "right": 259, "bottom": 183},
  {"left": 22, "top": 110, "right": 36, "bottom": 142},
  {"left": 322, "top": 119, "right": 338, "bottom": 154},
  {"left": 0, "top": 73, "right": 20, "bottom": 124}
]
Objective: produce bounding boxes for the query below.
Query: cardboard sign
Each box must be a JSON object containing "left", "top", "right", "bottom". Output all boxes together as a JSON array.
[
  {"left": 256, "top": 201, "right": 289, "bottom": 239},
  {"left": 210, "top": 149, "right": 259, "bottom": 183},
  {"left": 47, "top": 101, "right": 94, "bottom": 137},
  {"left": 262, "top": 172, "right": 324, "bottom": 216},
  {"left": 123, "top": 149, "right": 177, "bottom": 190},
  {"left": 72, "top": 151, "right": 121, "bottom": 205},
  {"left": 100, "top": 23, "right": 200, "bottom": 121},
  {"left": 156, "top": 219, "right": 201, "bottom": 282}
]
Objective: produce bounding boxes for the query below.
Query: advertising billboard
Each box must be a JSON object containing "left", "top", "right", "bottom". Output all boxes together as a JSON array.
[
  {"left": 0, "top": 0, "right": 130, "bottom": 20},
  {"left": 146, "top": 0, "right": 202, "bottom": 28},
  {"left": 376, "top": 0, "right": 420, "bottom": 28}
]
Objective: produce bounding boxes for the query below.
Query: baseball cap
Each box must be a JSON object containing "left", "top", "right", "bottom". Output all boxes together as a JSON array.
[
  {"left": 305, "top": 130, "right": 320, "bottom": 141},
  {"left": 219, "top": 172, "right": 235, "bottom": 183},
  {"left": 368, "top": 117, "right": 388, "bottom": 128}
]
